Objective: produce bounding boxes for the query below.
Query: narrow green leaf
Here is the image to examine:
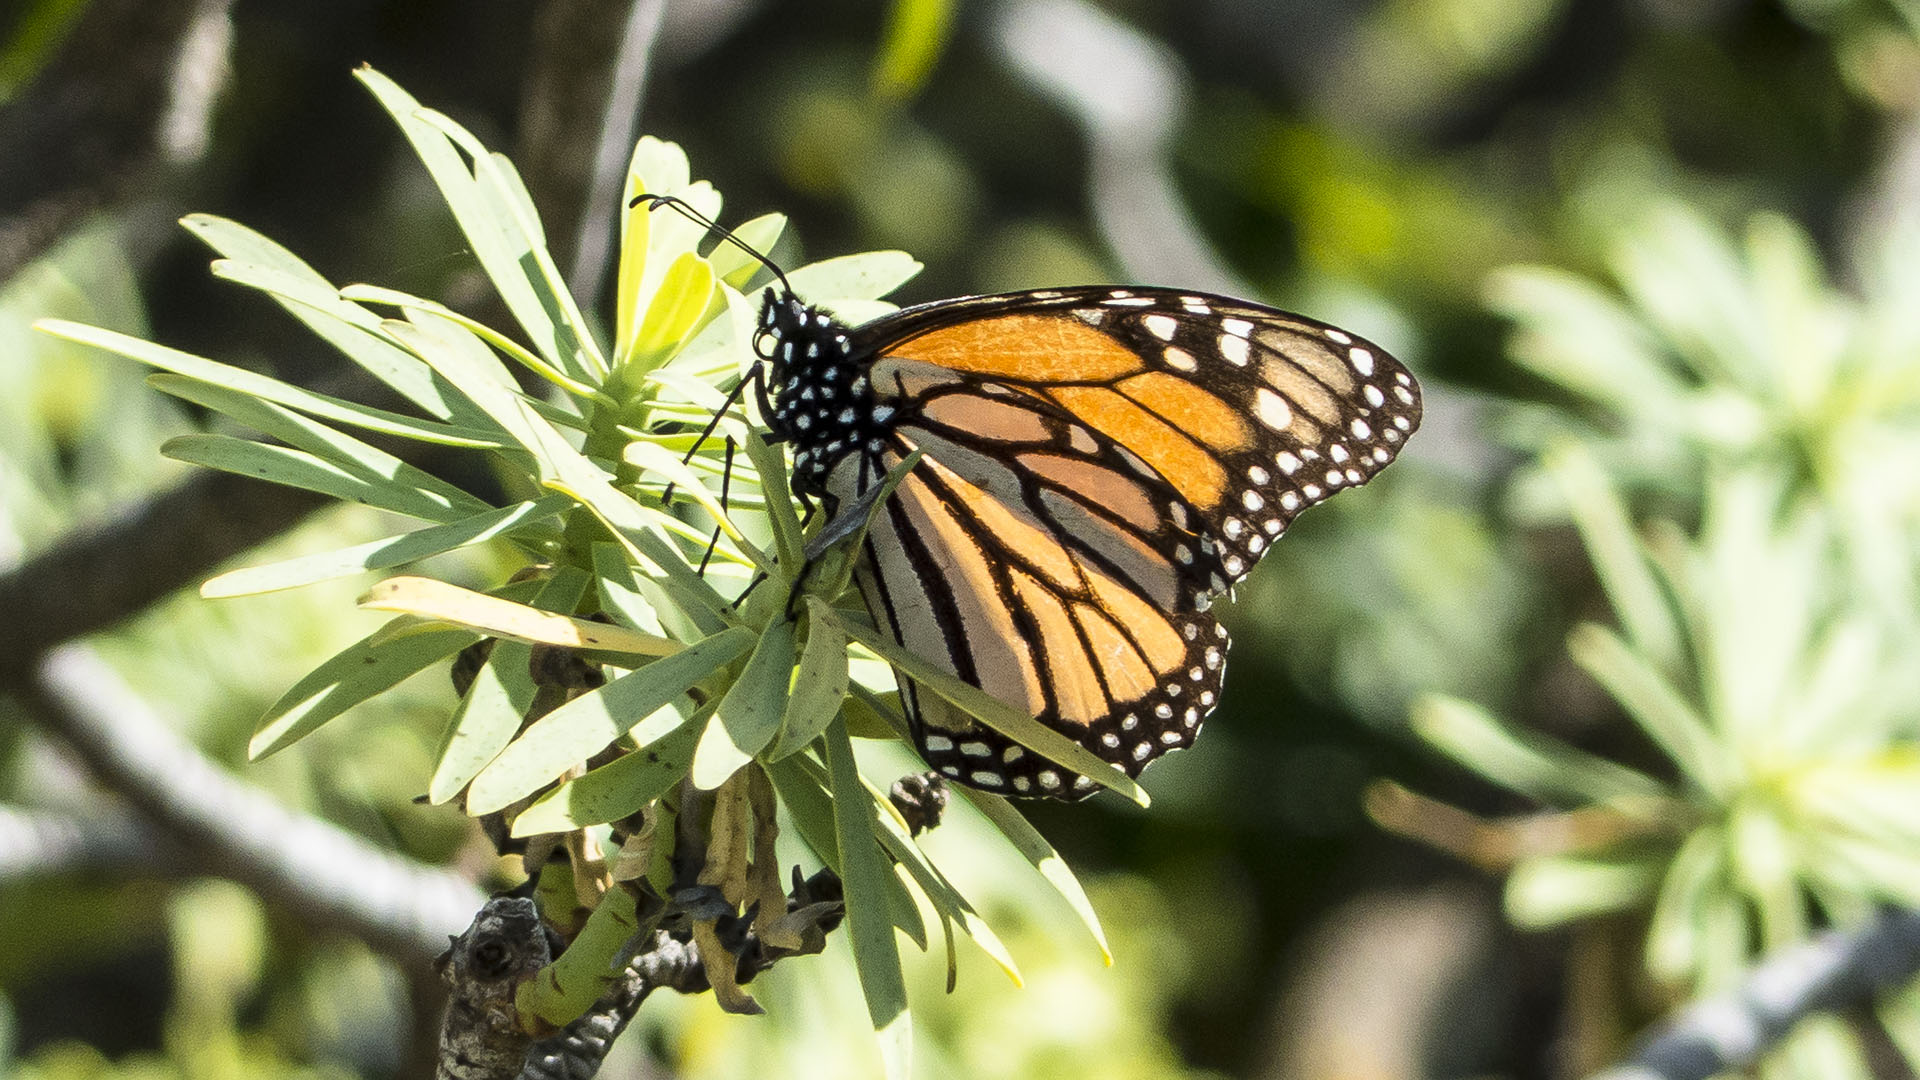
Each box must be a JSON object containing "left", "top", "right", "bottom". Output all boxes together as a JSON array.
[
  {"left": 1644, "top": 825, "right": 1728, "bottom": 982},
  {"left": 148, "top": 373, "right": 493, "bottom": 519},
  {"left": 356, "top": 68, "right": 604, "bottom": 384},
  {"left": 1505, "top": 854, "right": 1662, "bottom": 929},
  {"left": 382, "top": 315, "right": 547, "bottom": 470},
  {"left": 37, "top": 319, "right": 502, "bottom": 447},
  {"left": 958, "top": 787, "right": 1111, "bottom": 963},
  {"left": 467, "top": 626, "right": 755, "bottom": 813},
  {"left": 341, "top": 283, "right": 602, "bottom": 400},
  {"left": 1547, "top": 446, "right": 1684, "bottom": 675},
  {"left": 773, "top": 600, "right": 850, "bottom": 760},
  {"left": 428, "top": 568, "right": 592, "bottom": 804},
  {"left": 863, "top": 778, "right": 1021, "bottom": 984},
  {"left": 838, "top": 616, "right": 1148, "bottom": 806},
  {"left": 251, "top": 622, "right": 476, "bottom": 759},
  {"left": 786, "top": 251, "right": 922, "bottom": 306},
  {"left": 702, "top": 619, "right": 796, "bottom": 780},
  {"left": 823, "top": 720, "right": 912, "bottom": 1077},
  {"left": 741, "top": 425, "right": 803, "bottom": 576},
  {"left": 204, "top": 495, "right": 568, "bottom": 597},
  {"left": 1568, "top": 623, "right": 1730, "bottom": 797},
  {"left": 591, "top": 541, "right": 668, "bottom": 637},
  {"left": 360, "top": 576, "right": 677, "bottom": 657},
  {"left": 164, "top": 434, "right": 480, "bottom": 523},
  {"left": 511, "top": 713, "right": 705, "bottom": 835},
  {"left": 765, "top": 755, "right": 926, "bottom": 947},
  {"left": 186, "top": 218, "right": 476, "bottom": 421},
  {"left": 622, "top": 251, "right": 716, "bottom": 370},
  {"left": 1410, "top": 694, "right": 1669, "bottom": 809}
]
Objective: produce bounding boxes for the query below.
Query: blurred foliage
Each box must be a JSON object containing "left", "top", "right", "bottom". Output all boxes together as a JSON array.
[
  {"left": 4, "top": 0, "right": 1920, "bottom": 1078},
  {"left": 1396, "top": 197, "right": 1920, "bottom": 1080}
]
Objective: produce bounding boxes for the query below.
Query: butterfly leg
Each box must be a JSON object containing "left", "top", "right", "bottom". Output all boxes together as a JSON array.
[{"left": 694, "top": 437, "right": 737, "bottom": 578}]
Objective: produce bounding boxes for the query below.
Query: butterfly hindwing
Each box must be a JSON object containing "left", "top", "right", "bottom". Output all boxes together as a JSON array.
[{"left": 824, "top": 382, "right": 1226, "bottom": 798}]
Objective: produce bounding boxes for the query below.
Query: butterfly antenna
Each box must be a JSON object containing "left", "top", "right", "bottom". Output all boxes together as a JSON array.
[{"left": 632, "top": 193, "right": 795, "bottom": 298}]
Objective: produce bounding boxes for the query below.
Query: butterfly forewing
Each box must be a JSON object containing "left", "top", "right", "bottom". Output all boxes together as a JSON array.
[{"left": 860, "top": 286, "right": 1422, "bottom": 588}]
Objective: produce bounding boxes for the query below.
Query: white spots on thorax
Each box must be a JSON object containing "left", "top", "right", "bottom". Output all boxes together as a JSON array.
[
  {"left": 837, "top": 407, "right": 856, "bottom": 424},
  {"left": 1142, "top": 314, "right": 1178, "bottom": 341},
  {"left": 1255, "top": 388, "right": 1293, "bottom": 431}
]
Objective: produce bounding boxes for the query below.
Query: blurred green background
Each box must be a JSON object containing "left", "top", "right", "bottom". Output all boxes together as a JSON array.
[{"left": 5, "top": 0, "right": 1920, "bottom": 1077}]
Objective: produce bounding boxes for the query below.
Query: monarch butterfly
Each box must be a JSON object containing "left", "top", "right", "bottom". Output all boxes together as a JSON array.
[{"left": 645, "top": 200, "right": 1421, "bottom": 800}]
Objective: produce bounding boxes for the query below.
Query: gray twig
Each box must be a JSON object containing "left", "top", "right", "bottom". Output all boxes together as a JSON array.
[
  {"left": 27, "top": 644, "right": 485, "bottom": 966},
  {"left": 989, "top": 0, "right": 1249, "bottom": 294},
  {"left": 568, "top": 0, "right": 669, "bottom": 312},
  {"left": 1592, "top": 909, "right": 1920, "bottom": 1080}
]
